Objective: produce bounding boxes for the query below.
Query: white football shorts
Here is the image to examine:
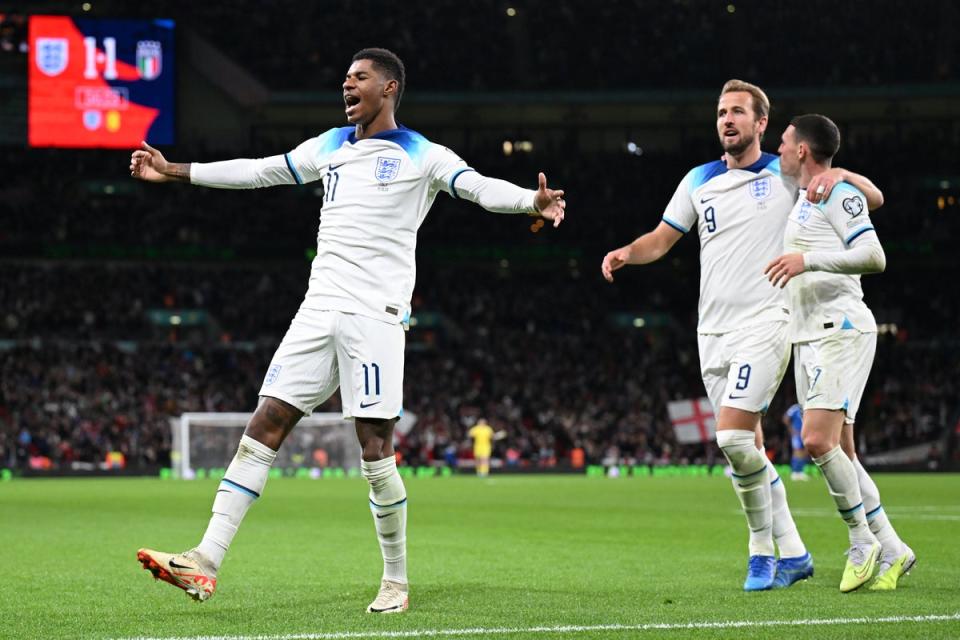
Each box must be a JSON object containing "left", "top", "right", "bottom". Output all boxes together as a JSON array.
[
  {"left": 794, "top": 330, "right": 877, "bottom": 424},
  {"left": 258, "top": 308, "right": 404, "bottom": 420},
  {"left": 698, "top": 321, "right": 791, "bottom": 414}
]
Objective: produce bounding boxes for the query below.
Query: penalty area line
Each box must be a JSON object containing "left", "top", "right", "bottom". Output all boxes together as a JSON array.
[{"left": 120, "top": 612, "right": 960, "bottom": 640}]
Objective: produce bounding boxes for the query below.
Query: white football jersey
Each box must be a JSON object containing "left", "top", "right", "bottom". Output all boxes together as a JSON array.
[
  {"left": 283, "top": 126, "right": 474, "bottom": 324},
  {"left": 783, "top": 184, "right": 878, "bottom": 342},
  {"left": 662, "top": 153, "right": 798, "bottom": 334}
]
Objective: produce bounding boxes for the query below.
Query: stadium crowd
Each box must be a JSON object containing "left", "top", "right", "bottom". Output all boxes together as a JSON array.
[
  {"left": 2, "top": 43, "right": 958, "bottom": 472},
  {"left": 2, "top": 255, "right": 957, "bottom": 472},
  {"left": 11, "top": 0, "right": 950, "bottom": 91}
]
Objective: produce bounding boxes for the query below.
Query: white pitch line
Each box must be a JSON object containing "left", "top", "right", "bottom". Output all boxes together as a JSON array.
[{"left": 119, "top": 612, "right": 960, "bottom": 640}]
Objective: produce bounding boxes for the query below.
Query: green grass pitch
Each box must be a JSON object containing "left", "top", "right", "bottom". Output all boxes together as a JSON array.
[{"left": 1, "top": 474, "right": 958, "bottom": 639}]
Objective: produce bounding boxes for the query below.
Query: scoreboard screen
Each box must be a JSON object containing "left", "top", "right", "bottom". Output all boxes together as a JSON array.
[{"left": 29, "top": 15, "right": 174, "bottom": 148}]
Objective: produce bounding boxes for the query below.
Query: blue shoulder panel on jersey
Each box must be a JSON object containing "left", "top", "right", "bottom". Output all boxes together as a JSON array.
[
  {"left": 687, "top": 160, "right": 727, "bottom": 192},
  {"left": 824, "top": 181, "right": 867, "bottom": 206},
  {"left": 357, "top": 126, "right": 431, "bottom": 166},
  {"left": 765, "top": 155, "right": 783, "bottom": 176},
  {"left": 317, "top": 127, "right": 354, "bottom": 156}
]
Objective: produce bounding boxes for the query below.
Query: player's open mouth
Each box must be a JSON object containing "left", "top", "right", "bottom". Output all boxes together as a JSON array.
[
  {"left": 344, "top": 94, "right": 361, "bottom": 116},
  {"left": 724, "top": 129, "right": 738, "bottom": 138}
]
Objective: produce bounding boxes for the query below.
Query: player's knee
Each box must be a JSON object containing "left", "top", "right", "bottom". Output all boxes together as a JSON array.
[
  {"left": 801, "top": 431, "right": 833, "bottom": 459},
  {"left": 716, "top": 429, "right": 763, "bottom": 471},
  {"left": 245, "top": 398, "right": 301, "bottom": 449},
  {"left": 356, "top": 417, "right": 396, "bottom": 461}
]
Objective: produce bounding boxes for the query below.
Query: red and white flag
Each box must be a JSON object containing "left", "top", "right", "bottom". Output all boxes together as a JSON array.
[{"left": 667, "top": 397, "right": 716, "bottom": 444}]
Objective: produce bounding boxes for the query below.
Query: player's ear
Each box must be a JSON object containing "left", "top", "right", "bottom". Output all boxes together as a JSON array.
[
  {"left": 384, "top": 78, "right": 398, "bottom": 99},
  {"left": 756, "top": 114, "right": 768, "bottom": 134}
]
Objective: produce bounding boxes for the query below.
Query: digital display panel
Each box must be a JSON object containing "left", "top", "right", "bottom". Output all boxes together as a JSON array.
[{"left": 29, "top": 15, "right": 174, "bottom": 148}]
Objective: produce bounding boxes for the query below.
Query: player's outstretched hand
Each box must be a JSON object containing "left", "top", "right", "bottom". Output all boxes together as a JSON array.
[
  {"left": 533, "top": 172, "right": 565, "bottom": 228},
  {"left": 601, "top": 246, "right": 631, "bottom": 283},
  {"left": 129, "top": 141, "right": 171, "bottom": 182},
  {"left": 806, "top": 168, "right": 846, "bottom": 204},
  {"left": 764, "top": 252, "right": 805, "bottom": 288}
]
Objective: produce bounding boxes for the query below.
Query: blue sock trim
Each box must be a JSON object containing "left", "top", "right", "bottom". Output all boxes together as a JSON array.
[
  {"left": 838, "top": 502, "right": 864, "bottom": 516},
  {"left": 866, "top": 504, "right": 883, "bottom": 520},
  {"left": 731, "top": 466, "right": 767, "bottom": 480},
  {"left": 370, "top": 497, "right": 407, "bottom": 509},
  {"left": 221, "top": 478, "right": 260, "bottom": 498}
]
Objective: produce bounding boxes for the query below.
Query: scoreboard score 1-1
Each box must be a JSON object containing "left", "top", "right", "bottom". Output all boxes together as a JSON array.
[{"left": 29, "top": 15, "right": 174, "bottom": 148}]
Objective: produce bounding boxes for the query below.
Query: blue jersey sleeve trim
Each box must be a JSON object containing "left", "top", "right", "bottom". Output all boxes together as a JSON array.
[
  {"left": 845, "top": 226, "right": 875, "bottom": 245},
  {"left": 662, "top": 216, "right": 689, "bottom": 234},
  {"left": 283, "top": 153, "right": 304, "bottom": 185},
  {"left": 448, "top": 168, "right": 475, "bottom": 198}
]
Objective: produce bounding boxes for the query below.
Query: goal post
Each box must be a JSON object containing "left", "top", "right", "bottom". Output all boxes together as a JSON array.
[{"left": 171, "top": 412, "right": 359, "bottom": 479}]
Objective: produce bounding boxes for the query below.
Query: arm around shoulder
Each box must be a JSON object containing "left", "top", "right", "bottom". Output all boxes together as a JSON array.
[{"left": 840, "top": 170, "right": 884, "bottom": 210}]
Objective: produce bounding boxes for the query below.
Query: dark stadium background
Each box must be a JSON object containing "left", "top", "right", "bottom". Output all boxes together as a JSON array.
[{"left": 1, "top": 0, "right": 958, "bottom": 478}]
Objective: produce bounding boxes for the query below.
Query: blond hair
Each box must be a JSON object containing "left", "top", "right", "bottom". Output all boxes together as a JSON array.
[{"left": 720, "top": 79, "right": 770, "bottom": 120}]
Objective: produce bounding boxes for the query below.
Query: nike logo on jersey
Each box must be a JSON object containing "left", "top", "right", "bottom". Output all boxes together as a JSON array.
[
  {"left": 328, "top": 163, "right": 345, "bottom": 171},
  {"left": 728, "top": 394, "right": 748, "bottom": 400},
  {"left": 806, "top": 393, "right": 823, "bottom": 401},
  {"left": 359, "top": 400, "right": 382, "bottom": 409},
  {"left": 700, "top": 196, "right": 717, "bottom": 204}
]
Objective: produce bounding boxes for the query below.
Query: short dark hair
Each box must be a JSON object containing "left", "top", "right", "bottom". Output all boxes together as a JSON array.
[
  {"left": 790, "top": 114, "right": 841, "bottom": 164},
  {"left": 720, "top": 79, "right": 770, "bottom": 120},
  {"left": 352, "top": 48, "right": 406, "bottom": 109}
]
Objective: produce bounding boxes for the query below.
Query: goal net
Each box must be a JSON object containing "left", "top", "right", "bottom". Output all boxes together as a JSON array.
[{"left": 170, "top": 412, "right": 359, "bottom": 479}]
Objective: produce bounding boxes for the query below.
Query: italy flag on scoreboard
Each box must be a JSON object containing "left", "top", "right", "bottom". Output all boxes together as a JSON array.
[{"left": 667, "top": 397, "right": 716, "bottom": 444}]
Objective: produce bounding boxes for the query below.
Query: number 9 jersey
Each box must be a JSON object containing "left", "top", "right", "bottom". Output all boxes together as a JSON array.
[{"left": 660, "top": 152, "right": 798, "bottom": 335}]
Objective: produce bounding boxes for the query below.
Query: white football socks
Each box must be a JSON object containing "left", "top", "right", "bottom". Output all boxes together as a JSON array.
[
  {"left": 852, "top": 455, "right": 906, "bottom": 557},
  {"left": 813, "top": 446, "right": 876, "bottom": 545},
  {"left": 765, "top": 457, "right": 807, "bottom": 558},
  {"left": 196, "top": 435, "right": 277, "bottom": 572},
  {"left": 362, "top": 456, "right": 408, "bottom": 585},
  {"left": 717, "top": 429, "right": 774, "bottom": 557}
]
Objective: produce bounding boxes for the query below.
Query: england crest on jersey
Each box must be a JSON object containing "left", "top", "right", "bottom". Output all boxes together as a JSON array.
[
  {"left": 136, "top": 41, "right": 163, "bottom": 80},
  {"left": 36, "top": 38, "right": 68, "bottom": 76},
  {"left": 375, "top": 157, "right": 402, "bottom": 183},
  {"left": 749, "top": 177, "right": 772, "bottom": 200},
  {"left": 796, "top": 200, "right": 813, "bottom": 224}
]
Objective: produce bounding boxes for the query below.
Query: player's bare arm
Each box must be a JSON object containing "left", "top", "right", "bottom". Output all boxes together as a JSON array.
[
  {"left": 130, "top": 141, "right": 191, "bottom": 183},
  {"left": 806, "top": 169, "right": 884, "bottom": 209},
  {"left": 532, "top": 172, "right": 566, "bottom": 227},
  {"left": 601, "top": 221, "right": 683, "bottom": 282}
]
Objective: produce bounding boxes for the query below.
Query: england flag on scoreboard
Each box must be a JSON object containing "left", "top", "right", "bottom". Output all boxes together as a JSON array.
[{"left": 667, "top": 397, "right": 716, "bottom": 444}]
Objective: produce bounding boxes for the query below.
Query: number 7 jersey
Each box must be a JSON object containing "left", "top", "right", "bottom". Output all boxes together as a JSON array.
[{"left": 661, "top": 152, "right": 798, "bottom": 334}]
